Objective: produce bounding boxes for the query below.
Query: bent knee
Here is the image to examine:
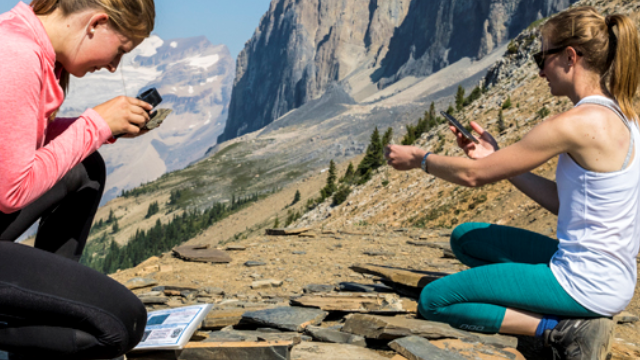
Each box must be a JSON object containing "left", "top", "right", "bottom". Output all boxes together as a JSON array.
[{"left": 418, "top": 282, "right": 444, "bottom": 321}]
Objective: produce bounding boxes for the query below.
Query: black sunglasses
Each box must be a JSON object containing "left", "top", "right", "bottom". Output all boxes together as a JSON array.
[{"left": 533, "top": 46, "right": 583, "bottom": 70}]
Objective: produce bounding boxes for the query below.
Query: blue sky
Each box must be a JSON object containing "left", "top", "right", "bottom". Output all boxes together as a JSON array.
[{"left": 0, "top": 0, "right": 271, "bottom": 57}]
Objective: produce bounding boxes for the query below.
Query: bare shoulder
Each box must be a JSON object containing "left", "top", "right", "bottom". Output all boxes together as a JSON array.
[{"left": 544, "top": 105, "right": 613, "bottom": 140}]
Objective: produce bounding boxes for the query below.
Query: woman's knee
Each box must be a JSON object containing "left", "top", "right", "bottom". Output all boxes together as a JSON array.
[
  {"left": 418, "top": 281, "right": 445, "bottom": 321},
  {"left": 450, "top": 222, "right": 491, "bottom": 261}
]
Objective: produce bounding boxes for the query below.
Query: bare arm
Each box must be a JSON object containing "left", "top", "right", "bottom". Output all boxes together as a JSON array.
[
  {"left": 508, "top": 173, "right": 559, "bottom": 215},
  {"left": 385, "top": 115, "right": 574, "bottom": 211}
]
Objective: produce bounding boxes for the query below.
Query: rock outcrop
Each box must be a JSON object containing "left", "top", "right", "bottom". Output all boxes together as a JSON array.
[{"left": 219, "top": 0, "right": 577, "bottom": 143}]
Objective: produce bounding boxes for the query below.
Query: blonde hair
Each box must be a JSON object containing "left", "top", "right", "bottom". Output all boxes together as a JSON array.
[
  {"left": 541, "top": 6, "right": 640, "bottom": 120},
  {"left": 31, "top": 0, "right": 155, "bottom": 96}
]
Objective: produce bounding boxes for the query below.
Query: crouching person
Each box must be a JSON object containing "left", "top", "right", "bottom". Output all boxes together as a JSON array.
[{"left": 0, "top": 0, "right": 157, "bottom": 358}]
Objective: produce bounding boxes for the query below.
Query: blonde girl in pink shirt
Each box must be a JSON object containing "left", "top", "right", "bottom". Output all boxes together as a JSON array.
[{"left": 0, "top": 0, "right": 155, "bottom": 358}]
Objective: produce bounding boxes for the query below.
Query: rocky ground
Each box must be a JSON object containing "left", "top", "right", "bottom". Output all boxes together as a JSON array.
[{"left": 110, "top": 225, "right": 640, "bottom": 359}]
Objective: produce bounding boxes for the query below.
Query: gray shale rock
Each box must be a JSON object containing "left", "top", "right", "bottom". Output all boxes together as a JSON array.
[
  {"left": 304, "top": 325, "right": 367, "bottom": 347},
  {"left": 291, "top": 342, "right": 388, "bottom": 360},
  {"left": 390, "top": 336, "right": 466, "bottom": 360},
  {"left": 242, "top": 306, "right": 327, "bottom": 332},
  {"left": 342, "top": 314, "right": 517, "bottom": 349}
]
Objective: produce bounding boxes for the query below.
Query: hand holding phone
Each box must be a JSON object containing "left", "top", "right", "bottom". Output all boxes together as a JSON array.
[{"left": 440, "top": 111, "right": 479, "bottom": 144}]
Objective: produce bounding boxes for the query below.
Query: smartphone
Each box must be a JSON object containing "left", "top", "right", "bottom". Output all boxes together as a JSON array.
[{"left": 440, "top": 111, "right": 479, "bottom": 144}]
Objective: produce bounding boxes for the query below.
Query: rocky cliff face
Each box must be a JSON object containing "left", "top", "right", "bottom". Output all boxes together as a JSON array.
[{"left": 219, "top": 0, "right": 577, "bottom": 143}]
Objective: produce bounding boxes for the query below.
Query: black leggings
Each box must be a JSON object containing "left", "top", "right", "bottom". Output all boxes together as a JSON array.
[{"left": 0, "top": 152, "right": 146, "bottom": 359}]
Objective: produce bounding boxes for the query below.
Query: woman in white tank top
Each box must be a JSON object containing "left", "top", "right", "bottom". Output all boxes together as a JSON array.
[{"left": 384, "top": 6, "right": 640, "bottom": 360}]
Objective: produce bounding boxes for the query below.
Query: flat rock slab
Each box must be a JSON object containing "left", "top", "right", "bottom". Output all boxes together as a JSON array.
[
  {"left": 390, "top": 336, "right": 467, "bottom": 360},
  {"left": 364, "top": 250, "right": 396, "bottom": 257},
  {"left": 291, "top": 294, "right": 417, "bottom": 314},
  {"left": 203, "top": 330, "right": 302, "bottom": 344},
  {"left": 265, "top": 227, "right": 313, "bottom": 236},
  {"left": 350, "top": 264, "right": 450, "bottom": 288},
  {"left": 340, "top": 230, "right": 372, "bottom": 236},
  {"left": 251, "top": 279, "right": 283, "bottom": 289},
  {"left": 226, "top": 245, "right": 247, "bottom": 251},
  {"left": 338, "top": 282, "right": 394, "bottom": 293},
  {"left": 291, "top": 342, "right": 388, "bottom": 360},
  {"left": 152, "top": 285, "right": 198, "bottom": 292},
  {"left": 138, "top": 296, "right": 169, "bottom": 305},
  {"left": 244, "top": 261, "right": 267, "bottom": 267},
  {"left": 304, "top": 326, "right": 366, "bottom": 347},
  {"left": 303, "top": 284, "right": 335, "bottom": 294},
  {"left": 242, "top": 306, "right": 327, "bottom": 332},
  {"left": 172, "top": 244, "right": 232, "bottom": 263},
  {"left": 342, "top": 314, "right": 517, "bottom": 349},
  {"left": 128, "top": 341, "right": 294, "bottom": 360},
  {"left": 124, "top": 277, "right": 158, "bottom": 290},
  {"left": 202, "top": 306, "right": 276, "bottom": 330},
  {"left": 430, "top": 339, "right": 526, "bottom": 360}
]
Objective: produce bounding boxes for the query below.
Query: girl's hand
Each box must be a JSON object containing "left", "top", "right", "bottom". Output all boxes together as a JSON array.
[
  {"left": 384, "top": 145, "right": 427, "bottom": 171},
  {"left": 93, "top": 96, "right": 152, "bottom": 137},
  {"left": 450, "top": 121, "right": 499, "bottom": 159}
]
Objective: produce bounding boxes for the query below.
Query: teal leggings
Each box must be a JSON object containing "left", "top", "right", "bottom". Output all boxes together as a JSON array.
[{"left": 418, "top": 222, "right": 600, "bottom": 334}]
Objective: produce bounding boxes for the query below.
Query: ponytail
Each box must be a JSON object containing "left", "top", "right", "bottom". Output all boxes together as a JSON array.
[{"left": 606, "top": 14, "right": 640, "bottom": 121}]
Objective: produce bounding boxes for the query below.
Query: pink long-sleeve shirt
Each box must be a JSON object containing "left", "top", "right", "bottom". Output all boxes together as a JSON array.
[{"left": 0, "top": 2, "right": 114, "bottom": 214}]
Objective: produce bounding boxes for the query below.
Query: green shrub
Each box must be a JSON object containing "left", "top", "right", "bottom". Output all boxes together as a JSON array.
[
  {"left": 332, "top": 185, "right": 352, "bottom": 206},
  {"left": 502, "top": 96, "right": 512, "bottom": 110},
  {"left": 537, "top": 107, "right": 551, "bottom": 119}
]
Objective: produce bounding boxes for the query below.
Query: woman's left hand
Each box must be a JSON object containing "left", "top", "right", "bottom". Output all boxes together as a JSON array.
[{"left": 384, "top": 145, "right": 427, "bottom": 171}]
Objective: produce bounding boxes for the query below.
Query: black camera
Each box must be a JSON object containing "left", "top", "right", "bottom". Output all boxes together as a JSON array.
[{"left": 137, "top": 88, "right": 163, "bottom": 110}]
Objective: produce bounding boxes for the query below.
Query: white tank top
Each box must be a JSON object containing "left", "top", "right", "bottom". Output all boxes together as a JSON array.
[{"left": 550, "top": 95, "right": 640, "bottom": 316}]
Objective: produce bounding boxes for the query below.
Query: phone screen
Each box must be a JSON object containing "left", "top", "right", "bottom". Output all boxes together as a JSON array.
[{"left": 440, "top": 111, "right": 479, "bottom": 144}]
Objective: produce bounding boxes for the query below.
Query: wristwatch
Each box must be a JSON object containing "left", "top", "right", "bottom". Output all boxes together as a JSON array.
[{"left": 421, "top": 152, "right": 432, "bottom": 174}]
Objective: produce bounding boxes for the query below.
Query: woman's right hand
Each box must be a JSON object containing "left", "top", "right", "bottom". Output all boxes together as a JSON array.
[
  {"left": 93, "top": 96, "right": 153, "bottom": 137},
  {"left": 451, "top": 121, "right": 499, "bottom": 160}
]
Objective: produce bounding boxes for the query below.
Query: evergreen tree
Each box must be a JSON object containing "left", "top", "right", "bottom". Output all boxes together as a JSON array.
[
  {"left": 455, "top": 85, "right": 465, "bottom": 111},
  {"left": 429, "top": 102, "right": 436, "bottom": 120},
  {"left": 464, "top": 86, "right": 482, "bottom": 106},
  {"left": 321, "top": 160, "right": 338, "bottom": 199},
  {"left": 382, "top": 127, "right": 393, "bottom": 148},
  {"left": 446, "top": 104, "right": 455, "bottom": 115},
  {"left": 111, "top": 218, "right": 119, "bottom": 234},
  {"left": 332, "top": 185, "right": 352, "bottom": 206},
  {"left": 145, "top": 201, "right": 159, "bottom": 218},
  {"left": 340, "top": 162, "right": 355, "bottom": 184},
  {"left": 273, "top": 216, "right": 280, "bottom": 228},
  {"left": 357, "top": 127, "right": 385, "bottom": 181},
  {"left": 107, "top": 209, "right": 115, "bottom": 224},
  {"left": 401, "top": 124, "right": 416, "bottom": 145},
  {"left": 292, "top": 190, "right": 301, "bottom": 205}
]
